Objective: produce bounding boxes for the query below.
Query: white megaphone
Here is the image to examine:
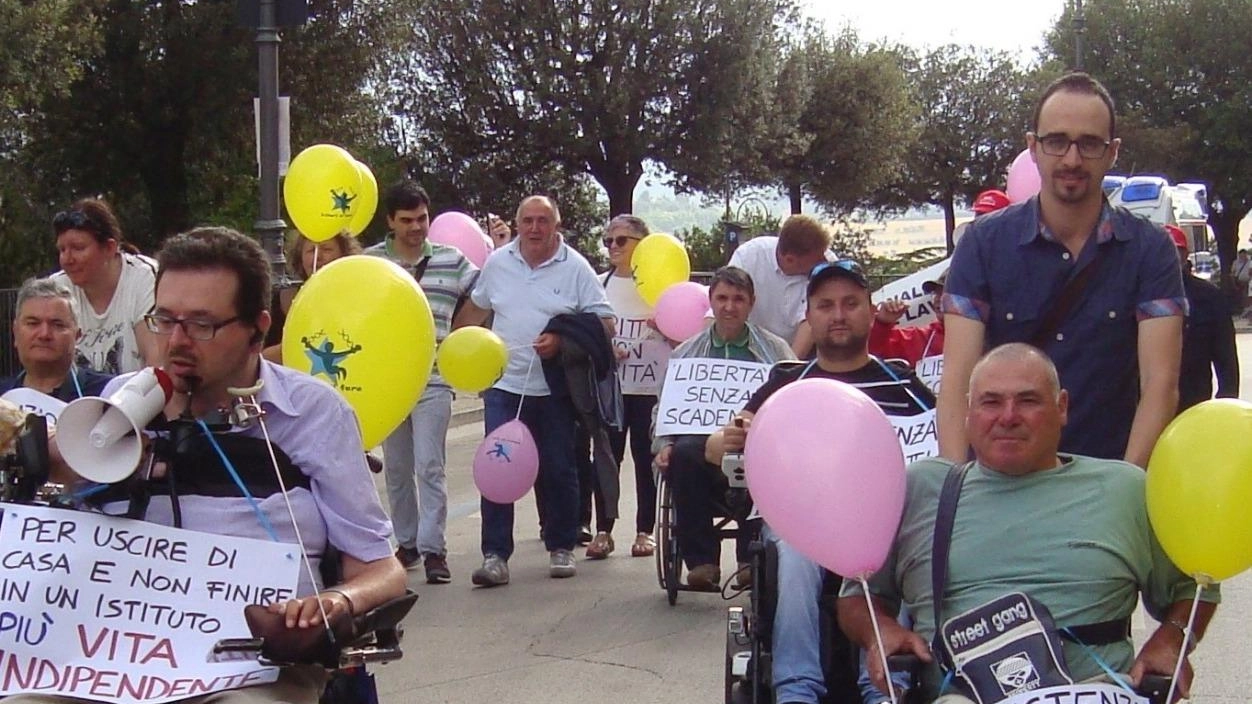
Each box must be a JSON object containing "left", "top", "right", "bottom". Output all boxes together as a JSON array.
[{"left": 58, "top": 368, "right": 174, "bottom": 483}]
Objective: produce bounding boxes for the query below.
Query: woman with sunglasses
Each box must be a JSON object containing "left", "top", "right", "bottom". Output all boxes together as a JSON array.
[
  {"left": 261, "top": 230, "right": 362, "bottom": 364},
  {"left": 580, "top": 215, "right": 665, "bottom": 560},
  {"left": 50, "top": 198, "right": 159, "bottom": 375}
]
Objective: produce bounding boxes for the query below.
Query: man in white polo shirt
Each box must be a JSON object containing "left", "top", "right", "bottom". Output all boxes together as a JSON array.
[
  {"left": 453, "top": 195, "right": 614, "bottom": 586},
  {"left": 729, "top": 214, "right": 833, "bottom": 355}
]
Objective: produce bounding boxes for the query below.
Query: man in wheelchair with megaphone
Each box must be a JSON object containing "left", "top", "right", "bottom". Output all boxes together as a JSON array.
[
  {"left": 12, "top": 227, "right": 409, "bottom": 704},
  {"left": 839, "top": 344, "right": 1219, "bottom": 704}
]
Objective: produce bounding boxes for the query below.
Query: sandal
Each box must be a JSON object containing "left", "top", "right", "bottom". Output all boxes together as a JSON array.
[
  {"left": 586, "top": 532, "right": 615, "bottom": 560},
  {"left": 630, "top": 532, "right": 656, "bottom": 557}
]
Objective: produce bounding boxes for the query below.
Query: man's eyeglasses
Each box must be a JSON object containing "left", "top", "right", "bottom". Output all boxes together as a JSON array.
[
  {"left": 144, "top": 313, "right": 241, "bottom": 341},
  {"left": 602, "top": 235, "right": 641, "bottom": 248},
  {"left": 1034, "top": 133, "right": 1111, "bottom": 160},
  {"left": 52, "top": 209, "right": 95, "bottom": 234}
]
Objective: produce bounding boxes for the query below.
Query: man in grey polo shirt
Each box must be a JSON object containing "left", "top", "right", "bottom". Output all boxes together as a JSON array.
[
  {"left": 365, "top": 181, "right": 478, "bottom": 584},
  {"left": 454, "top": 195, "right": 614, "bottom": 586}
]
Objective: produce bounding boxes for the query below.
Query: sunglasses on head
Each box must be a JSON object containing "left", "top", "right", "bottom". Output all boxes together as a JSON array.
[
  {"left": 602, "top": 235, "right": 640, "bottom": 248},
  {"left": 53, "top": 209, "right": 94, "bottom": 233},
  {"left": 809, "top": 259, "right": 864, "bottom": 279}
]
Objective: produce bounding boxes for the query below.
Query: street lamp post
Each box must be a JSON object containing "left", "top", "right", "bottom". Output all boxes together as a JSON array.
[
  {"left": 255, "top": 0, "right": 289, "bottom": 285},
  {"left": 1073, "top": 0, "right": 1086, "bottom": 71}
]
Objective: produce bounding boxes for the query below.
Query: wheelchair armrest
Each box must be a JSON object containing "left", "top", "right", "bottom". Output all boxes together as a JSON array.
[
  {"left": 1136, "top": 674, "right": 1172, "bottom": 704},
  {"left": 215, "top": 589, "right": 419, "bottom": 669}
]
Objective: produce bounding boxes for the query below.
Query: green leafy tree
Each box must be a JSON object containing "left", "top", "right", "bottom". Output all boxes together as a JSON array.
[
  {"left": 393, "top": 0, "right": 795, "bottom": 217},
  {"left": 17, "top": 0, "right": 406, "bottom": 254},
  {"left": 696, "top": 28, "right": 916, "bottom": 216},
  {"left": 1047, "top": 0, "right": 1252, "bottom": 282},
  {"left": 870, "top": 45, "right": 1044, "bottom": 251}
]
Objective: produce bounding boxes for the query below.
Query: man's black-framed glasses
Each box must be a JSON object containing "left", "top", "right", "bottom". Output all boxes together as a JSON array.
[
  {"left": 144, "top": 313, "right": 241, "bottom": 341},
  {"left": 1035, "top": 133, "right": 1111, "bottom": 160}
]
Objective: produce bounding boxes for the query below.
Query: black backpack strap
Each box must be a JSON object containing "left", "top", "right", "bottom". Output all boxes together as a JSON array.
[
  {"left": 1028, "top": 244, "right": 1108, "bottom": 349},
  {"left": 1060, "top": 617, "right": 1132, "bottom": 645},
  {"left": 930, "top": 461, "right": 972, "bottom": 666}
]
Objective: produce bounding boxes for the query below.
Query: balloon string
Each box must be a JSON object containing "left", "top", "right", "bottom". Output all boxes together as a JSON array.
[
  {"left": 311, "top": 247, "right": 319, "bottom": 275},
  {"left": 861, "top": 576, "right": 899, "bottom": 704},
  {"left": 515, "top": 351, "right": 537, "bottom": 421},
  {"left": 1166, "top": 586, "right": 1204, "bottom": 704},
  {"left": 252, "top": 401, "right": 334, "bottom": 639}
]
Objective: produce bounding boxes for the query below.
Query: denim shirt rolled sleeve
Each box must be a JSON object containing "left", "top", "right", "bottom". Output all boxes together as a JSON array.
[
  {"left": 1135, "top": 225, "right": 1190, "bottom": 320},
  {"left": 942, "top": 226, "right": 994, "bottom": 324},
  {"left": 935, "top": 198, "right": 1186, "bottom": 460}
]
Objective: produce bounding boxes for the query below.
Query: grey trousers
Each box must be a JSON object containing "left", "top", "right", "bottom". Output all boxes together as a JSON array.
[{"left": 382, "top": 386, "right": 453, "bottom": 555}]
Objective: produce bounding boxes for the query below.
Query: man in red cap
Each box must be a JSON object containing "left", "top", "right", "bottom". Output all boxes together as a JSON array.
[
  {"left": 1167, "top": 224, "right": 1239, "bottom": 412},
  {"left": 971, "top": 188, "right": 1011, "bottom": 215}
]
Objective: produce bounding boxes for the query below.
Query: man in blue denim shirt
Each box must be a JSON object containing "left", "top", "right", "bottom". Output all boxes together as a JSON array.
[{"left": 937, "top": 72, "right": 1185, "bottom": 466}]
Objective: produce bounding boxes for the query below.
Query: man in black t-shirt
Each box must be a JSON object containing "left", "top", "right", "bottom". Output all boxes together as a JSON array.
[{"left": 708, "top": 260, "right": 934, "bottom": 704}]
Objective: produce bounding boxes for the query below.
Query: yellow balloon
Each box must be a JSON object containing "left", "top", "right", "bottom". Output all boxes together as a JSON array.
[
  {"left": 346, "top": 160, "right": 377, "bottom": 237},
  {"left": 282, "top": 256, "right": 435, "bottom": 449},
  {"left": 1146, "top": 398, "right": 1252, "bottom": 582},
  {"left": 436, "top": 326, "right": 508, "bottom": 393},
  {"left": 283, "top": 144, "right": 362, "bottom": 242},
  {"left": 630, "top": 233, "right": 691, "bottom": 305}
]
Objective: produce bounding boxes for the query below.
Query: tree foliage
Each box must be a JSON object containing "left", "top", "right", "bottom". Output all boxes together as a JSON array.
[
  {"left": 706, "top": 27, "right": 916, "bottom": 216},
  {"left": 870, "top": 45, "right": 1044, "bottom": 250},
  {"left": 13, "top": 0, "right": 404, "bottom": 263},
  {"left": 1047, "top": 0, "right": 1252, "bottom": 279},
  {"left": 395, "top": 0, "right": 795, "bottom": 217}
]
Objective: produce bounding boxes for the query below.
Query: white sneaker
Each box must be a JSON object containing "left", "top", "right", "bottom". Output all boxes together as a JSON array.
[
  {"left": 549, "top": 549, "right": 576, "bottom": 578},
  {"left": 471, "top": 554, "right": 509, "bottom": 587}
]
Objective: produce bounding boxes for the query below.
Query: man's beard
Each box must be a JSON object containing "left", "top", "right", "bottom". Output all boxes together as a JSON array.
[{"left": 816, "top": 331, "right": 868, "bottom": 361}]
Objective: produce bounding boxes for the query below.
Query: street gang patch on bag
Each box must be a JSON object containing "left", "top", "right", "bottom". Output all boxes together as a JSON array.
[{"left": 940, "top": 592, "right": 1073, "bottom": 703}]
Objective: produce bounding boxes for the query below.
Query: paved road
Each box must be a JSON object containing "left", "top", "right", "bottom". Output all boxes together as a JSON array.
[{"left": 373, "top": 335, "right": 1252, "bottom": 703}]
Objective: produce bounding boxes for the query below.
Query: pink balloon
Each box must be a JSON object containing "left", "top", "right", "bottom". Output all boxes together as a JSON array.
[
  {"left": 654, "top": 282, "right": 710, "bottom": 342},
  {"left": 1005, "top": 148, "right": 1041, "bottom": 203},
  {"left": 429, "top": 212, "right": 492, "bottom": 268},
  {"left": 744, "top": 378, "right": 906, "bottom": 578},
  {"left": 473, "top": 419, "right": 540, "bottom": 504}
]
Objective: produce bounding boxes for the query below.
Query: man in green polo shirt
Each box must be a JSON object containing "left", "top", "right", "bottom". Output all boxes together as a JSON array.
[
  {"left": 364, "top": 181, "right": 478, "bottom": 584},
  {"left": 654, "top": 266, "right": 794, "bottom": 588}
]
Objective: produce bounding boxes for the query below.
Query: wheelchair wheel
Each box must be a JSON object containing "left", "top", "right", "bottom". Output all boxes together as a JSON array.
[{"left": 655, "top": 472, "right": 681, "bottom": 605}]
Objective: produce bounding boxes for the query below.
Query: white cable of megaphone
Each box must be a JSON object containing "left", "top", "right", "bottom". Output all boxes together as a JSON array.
[{"left": 58, "top": 368, "right": 174, "bottom": 484}]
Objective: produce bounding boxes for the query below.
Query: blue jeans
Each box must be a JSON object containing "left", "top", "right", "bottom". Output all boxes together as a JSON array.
[
  {"left": 856, "top": 606, "right": 914, "bottom": 703},
  {"left": 764, "top": 525, "right": 826, "bottom": 704},
  {"left": 481, "top": 390, "right": 578, "bottom": 559}
]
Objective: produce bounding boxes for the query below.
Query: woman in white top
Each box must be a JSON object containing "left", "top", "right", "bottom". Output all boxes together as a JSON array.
[
  {"left": 50, "top": 198, "right": 158, "bottom": 375},
  {"left": 581, "top": 215, "right": 666, "bottom": 560}
]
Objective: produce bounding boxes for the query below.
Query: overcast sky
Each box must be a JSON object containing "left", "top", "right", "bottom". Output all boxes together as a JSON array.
[{"left": 800, "top": 0, "right": 1069, "bottom": 60}]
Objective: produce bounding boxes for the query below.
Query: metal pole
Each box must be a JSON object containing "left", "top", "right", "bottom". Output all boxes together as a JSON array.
[
  {"left": 1073, "top": 0, "right": 1086, "bottom": 71},
  {"left": 255, "top": 0, "right": 290, "bottom": 285}
]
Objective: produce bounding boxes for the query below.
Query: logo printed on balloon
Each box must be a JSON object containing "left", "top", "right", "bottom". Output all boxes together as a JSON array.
[
  {"left": 282, "top": 256, "right": 436, "bottom": 449},
  {"left": 300, "top": 332, "right": 364, "bottom": 390},
  {"left": 473, "top": 419, "right": 539, "bottom": 504},
  {"left": 331, "top": 189, "right": 357, "bottom": 213}
]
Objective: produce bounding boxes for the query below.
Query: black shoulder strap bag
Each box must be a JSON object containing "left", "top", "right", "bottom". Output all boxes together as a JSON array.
[
  {"left": 930, "top": 463, "right": 1130, "bottom": 702},
  {"left": 1027, "top": 245, "right": 1107, "bottom": 349}
]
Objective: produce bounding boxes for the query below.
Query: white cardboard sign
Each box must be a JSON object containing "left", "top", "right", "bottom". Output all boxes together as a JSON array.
[
  {"left": 0, "top": 504, "right": 300, "bottom": 703},
  {"left": 871, "top": 258, "right": 950, "bottom": 328},
  {"left": 614, "top": 316, "right": 670, "bottom": 396},
  {"left": 888, "top": 409, "right": 939, "bottom": 464},
  {"left": 1002, "top": 683, "right": 1148, "bottom": 704},
  {"left": 655, "top": 358, "right": 772, "bottom": 436}
]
